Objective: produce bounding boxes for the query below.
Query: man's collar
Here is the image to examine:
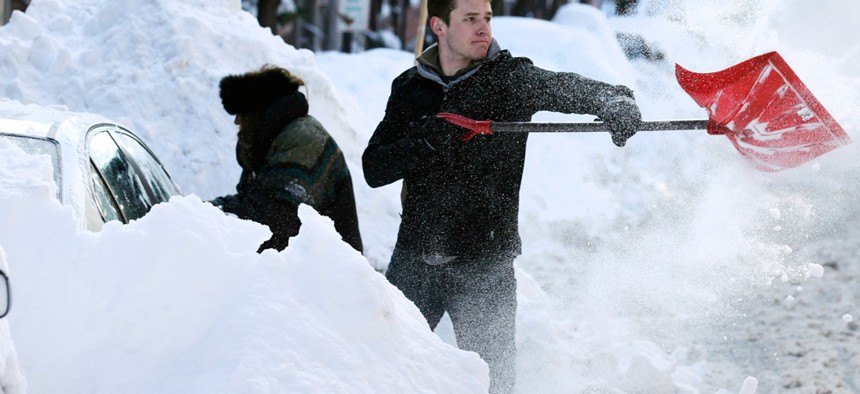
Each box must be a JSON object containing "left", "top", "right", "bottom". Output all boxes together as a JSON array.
[
  {"left": 416, "top": 43, "right": 443, "bottom": 75},
  {"left": 416, "top": 39, "right": 502, "bottom": 85}
]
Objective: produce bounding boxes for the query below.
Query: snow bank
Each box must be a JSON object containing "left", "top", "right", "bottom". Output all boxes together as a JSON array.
[{"left": 0, "top": 139, "right": 487, "bottom": 392}]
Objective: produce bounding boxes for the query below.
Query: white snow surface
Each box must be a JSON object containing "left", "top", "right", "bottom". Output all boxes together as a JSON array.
[{"left": 1, "top": 0, "right": 859, "bottom": 393}]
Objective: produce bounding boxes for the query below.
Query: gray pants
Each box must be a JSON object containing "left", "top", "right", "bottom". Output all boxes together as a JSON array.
[{"left": 386, "top": 249, "right": 517, "bottom": 394}]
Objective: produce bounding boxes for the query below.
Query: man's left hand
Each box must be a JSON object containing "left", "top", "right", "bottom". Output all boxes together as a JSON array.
[{"left": 600, "top": 88, "right": 642, "bottom": 147}]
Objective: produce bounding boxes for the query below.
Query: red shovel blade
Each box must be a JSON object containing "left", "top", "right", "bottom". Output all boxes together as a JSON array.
[{"left": 676, "top": 51, "right": 851, "bottom": 171}]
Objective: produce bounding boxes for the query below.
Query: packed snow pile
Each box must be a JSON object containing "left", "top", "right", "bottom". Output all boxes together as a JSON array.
[{"left": 0, "top": 140, "right": 488, "bottom": 392}]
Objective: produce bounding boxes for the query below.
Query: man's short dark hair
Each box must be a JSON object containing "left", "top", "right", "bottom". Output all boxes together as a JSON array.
[{"left": 427, "top": 0, "right": 458, "bottom": 24}]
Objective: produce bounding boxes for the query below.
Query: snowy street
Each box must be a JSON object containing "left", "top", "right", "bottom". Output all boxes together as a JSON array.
[{"left": 699, "top": 209, "right": 860, "bottom": 393}]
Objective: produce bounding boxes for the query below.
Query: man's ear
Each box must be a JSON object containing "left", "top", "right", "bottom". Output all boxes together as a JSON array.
[{"left": 429, "top": 16, "right": 445, "bottom": 35}]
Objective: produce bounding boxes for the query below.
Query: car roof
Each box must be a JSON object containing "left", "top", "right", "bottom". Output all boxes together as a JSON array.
[{"left": 0, "top": 98, "right": 114, "bottom": 141}]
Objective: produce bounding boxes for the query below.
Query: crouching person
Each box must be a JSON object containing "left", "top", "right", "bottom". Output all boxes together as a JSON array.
[{"left": 211, "top": 65, "right": 363, "bottom": 253}]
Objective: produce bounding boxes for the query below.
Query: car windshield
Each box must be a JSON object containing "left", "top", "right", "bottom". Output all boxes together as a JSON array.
[{"left": 0, "top": 133, "right": 62, "bottom": 201}]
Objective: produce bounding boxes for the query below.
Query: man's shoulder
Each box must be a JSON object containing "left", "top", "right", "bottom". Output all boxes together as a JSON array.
[
  {"left": 390, "top": 65, "right": 443, "bottom": 95},
  {"left": 392, "top": 66, "right": 420, "bottom": 85}
]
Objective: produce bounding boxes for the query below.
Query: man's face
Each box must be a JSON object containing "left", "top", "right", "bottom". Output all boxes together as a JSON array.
[{"left": 435, "top": 0, "right": 492, "bottom": 66}]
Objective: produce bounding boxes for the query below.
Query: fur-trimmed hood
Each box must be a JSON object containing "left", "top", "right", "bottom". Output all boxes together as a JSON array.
[{"left": 219, "top": 66, "right": 304, "bottom": 115}]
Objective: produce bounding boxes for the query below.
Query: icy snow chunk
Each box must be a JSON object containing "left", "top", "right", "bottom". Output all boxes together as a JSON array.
[
  {"left": 808, "top": 263, "right": 824, "bottom": 278},
  {"left": 2, "top": 10, "right": 43, "bottom": 40},
  {"left": 739, "top": 376, "right": 758, "bottom": 394},
  {"left": 842, "top": 314, "right": 853, "bottom": 323},
  {"left": 768, "top": 208, "right": 781, "bottom": 220}
]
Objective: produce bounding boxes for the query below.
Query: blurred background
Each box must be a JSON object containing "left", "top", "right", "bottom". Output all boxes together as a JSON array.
[{"left": 0, "top": 0, "right": 644, "bottom": 54}]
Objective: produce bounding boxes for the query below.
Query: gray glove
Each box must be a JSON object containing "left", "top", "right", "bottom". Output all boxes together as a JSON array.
[{"left": 599, "top": 87, "right": 642, "bottom": 147}]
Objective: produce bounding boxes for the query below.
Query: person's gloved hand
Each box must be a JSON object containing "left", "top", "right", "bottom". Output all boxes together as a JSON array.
[
  {"left": 209, "top": 194, "right": 242, "bottom": 216},
  {"left": 599, "top": 87, "right": 642, "bottom": 147},
  {"left": 414, "top": 131, "right": 455, "bottom": 154},
  {"left": 210, "top": 194, "right": 235, "bottom": 210},
  {"left": 411, "top": 116, "right": 460, "bottom": 161}
]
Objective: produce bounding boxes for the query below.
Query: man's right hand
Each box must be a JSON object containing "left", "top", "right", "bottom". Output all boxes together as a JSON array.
[
  {"left": 414, "top": 132, "right": 454, "bottom": 153},
  {"left": 411, "top": 116, "right": 460, "bottom": 160}
]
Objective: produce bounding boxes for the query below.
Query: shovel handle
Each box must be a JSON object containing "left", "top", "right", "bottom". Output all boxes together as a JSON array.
[
  {"left": 491, "top": 119, "right": 709, "bottom": 133},
  {"left": 437, "top": 113, "right": 709, "bottom": 141}
]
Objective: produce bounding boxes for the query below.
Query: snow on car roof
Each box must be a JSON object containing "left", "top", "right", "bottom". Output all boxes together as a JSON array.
[{"left": 0, "top": 98, "right": 113, "bottom": 140}]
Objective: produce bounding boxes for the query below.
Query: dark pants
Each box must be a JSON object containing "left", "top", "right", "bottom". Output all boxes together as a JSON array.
[{"left": 386, "top": 249, "right": 517, "bottom": 394}]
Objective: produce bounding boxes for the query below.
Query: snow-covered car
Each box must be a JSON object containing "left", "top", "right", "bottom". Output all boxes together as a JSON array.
[{"left": 0, "top": 99, "right": 181, "bottom": 230}]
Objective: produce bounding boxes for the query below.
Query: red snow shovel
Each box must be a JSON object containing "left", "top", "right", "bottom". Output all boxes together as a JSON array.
[{"left": 438, "top": 51, "right": 851, "bottom": 172}]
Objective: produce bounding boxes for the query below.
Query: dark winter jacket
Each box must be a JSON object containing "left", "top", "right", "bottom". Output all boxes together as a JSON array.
[
  {"left": 362, "top": 40, "right": 631, "bottom": 259},
  {"left": 216, "top": 91, "right": 363, "bottom": 253}
]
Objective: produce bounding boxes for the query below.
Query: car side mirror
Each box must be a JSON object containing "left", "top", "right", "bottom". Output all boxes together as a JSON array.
[{"left": 0, "top": 270, "right": 9, "bottom": 319}]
